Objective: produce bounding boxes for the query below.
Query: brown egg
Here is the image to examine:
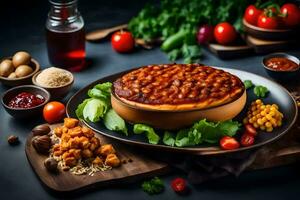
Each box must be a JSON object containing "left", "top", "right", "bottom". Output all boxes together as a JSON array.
[
  {"left": 0, "top": 59, "right": 15, "bottom": 77},
  {"left": 12, "top": 51, "right": 31, "bottom": 67},
  {"left": 15, "top": 65, "right": 33, "bottom": 77},
  {"left": 8, "top": 72, "right": 17, "bottom": 79}
]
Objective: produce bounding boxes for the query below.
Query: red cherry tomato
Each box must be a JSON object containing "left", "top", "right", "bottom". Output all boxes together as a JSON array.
[
  {"left": 214, "top": 22, "right": 237, "bottom": 45},
  {"left": 241, "top": 133, "right": 255, "bottom": 147},
  {"left": 244, "top": 5, "right": 263, "bottom": 25},
  {"left": 257, "top": 14, "right": 279, "bottom": 29},
  {"left": 43, "top": 101, "right": 66, "bottom": 124},
  {"left": 111, "top": 31, "right": 135, "bottom": 53},
  {"left": 171, "top": 178, "right": 187, "bottom": 193},
  {"left": 281, "top": 3, "right": 300, "bottom": 27},
  {"left": 220, "top": 136, "right": 240, "bottom": 150},
  {"left": 244, "top": 124, "right": 257, "bottom": 136}
]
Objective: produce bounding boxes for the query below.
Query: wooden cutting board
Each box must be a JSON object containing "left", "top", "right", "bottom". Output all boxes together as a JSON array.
[{"left": 25, "top": 123, "right": 169, "bottom": 193}]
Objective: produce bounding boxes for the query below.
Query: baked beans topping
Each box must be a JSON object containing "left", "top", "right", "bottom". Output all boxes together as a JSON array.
[{"left": 113, "top": 64, "right": 244, "bottom": 105}]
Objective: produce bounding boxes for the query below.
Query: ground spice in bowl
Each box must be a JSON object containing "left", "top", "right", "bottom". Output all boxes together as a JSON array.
[{"left": 35, "top": 67, "right": 73, "bottom": 87}]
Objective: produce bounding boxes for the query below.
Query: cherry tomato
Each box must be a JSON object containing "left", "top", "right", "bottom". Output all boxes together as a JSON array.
[
  {"left": 244, "top": 124, "right": 257, "bottom": 136},
  {"left": 244, "top": 5, "right": 263, "bottom": 25},
  {"left": 111, "top": 31, "right": 135, "bottom": 53},
  {"left": 281, "top": 3, "right": 300, "bottom": 27},
  {"left": 240, "top": 133, "right": 255, "bottom": 147},
  {"left": 220, "top": 136, "right": 240, "bottom": 150},
  {"left": 197, "top": 24, "right": 215, "bottom": 45},
  {"left": 171, "top": 178, "right": 187, "bottom": 193},
  {"left": 257, "top": 14, "right": 279, "bottom": 29},
  {"left": 214, "top": 22, "right": 237, "bottom": 45},
  {"left": 43, "top": 101, "right": 66, "bottom": 124}
]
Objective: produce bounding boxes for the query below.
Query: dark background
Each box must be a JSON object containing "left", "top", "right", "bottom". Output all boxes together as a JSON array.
[{"left": 0, "top": 0, "right": 300, "bottom": 199}]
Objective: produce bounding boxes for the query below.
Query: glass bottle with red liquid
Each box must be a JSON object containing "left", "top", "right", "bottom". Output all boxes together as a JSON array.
[{"left": 46, "top": 0, "right": 86, "bottom": 72}]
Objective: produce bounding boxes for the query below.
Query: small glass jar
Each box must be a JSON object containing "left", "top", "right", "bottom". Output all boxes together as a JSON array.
[{"left": 46, "top": 0, "right": 86, "bottom": 72}]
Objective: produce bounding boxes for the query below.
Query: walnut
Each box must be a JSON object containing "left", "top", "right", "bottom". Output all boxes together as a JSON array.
[
  {"left": 64, "top": 118, "right": 79, "bottom": 129},
  {"left": 105, "top": 154, "right": 120, "bottom": 167},
  {"left": 32, "top": 135, "right": 51, "bottom": 154}
]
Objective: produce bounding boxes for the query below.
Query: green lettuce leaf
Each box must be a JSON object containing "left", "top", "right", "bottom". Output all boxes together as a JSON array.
[
  {"left": 83, "top": 99, "right": 107, "bottom": 122},
  {"left": 162, "top": 131, "right": 175, "bottom": 147},
  {"left": 133, "top": 124, "right": 160, "bottom": 144},
  {"left": 75, "top": 98, "right": 91, "bottom": 119},
  {"left": 103, "top": 109, "right": 128, "bottom": 135}
]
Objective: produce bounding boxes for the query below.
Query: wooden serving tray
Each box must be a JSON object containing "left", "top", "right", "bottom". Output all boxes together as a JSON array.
[{"left": 25, "top": 123, "right": 169, "bottom": 192}]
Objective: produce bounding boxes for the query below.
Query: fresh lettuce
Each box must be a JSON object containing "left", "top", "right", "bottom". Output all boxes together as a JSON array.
[
  {"left": 83, "top": 99, "right": 107, "bottom": 122},
  {"left": 163, "top": 119, "right": 241, "bottom": 147},
  {"left": 103, "top": 109, "right": 128, "bottom": 135},
  {"left": 133, "top": 124, "right": 160, "bottom": 144}
]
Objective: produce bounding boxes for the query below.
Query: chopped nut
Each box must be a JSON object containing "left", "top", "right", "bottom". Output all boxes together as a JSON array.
[
  {"left": 92, "top": 156, "right": 103, "bottom": 165},
  {"left": 96, "top": 144, "right": 115, "bottom": 156},
  {"left": 82, "top": 126, "right": 94, "bottom": 138},
  {"left": 7, "top": 135, "right": 19, "bottom": 145}
]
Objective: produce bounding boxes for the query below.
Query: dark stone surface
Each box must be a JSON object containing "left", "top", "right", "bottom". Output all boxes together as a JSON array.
[{"left": 0, "top": 0, "right": 299, "bottom": 199}]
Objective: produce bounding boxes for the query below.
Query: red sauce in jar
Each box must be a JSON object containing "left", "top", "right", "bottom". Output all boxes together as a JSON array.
[
  {"left": 265, "top": 57, "right": 299, "bottom": 71},
  {"left": 8, "top": 92, "right": 45, "bottom": 109}
]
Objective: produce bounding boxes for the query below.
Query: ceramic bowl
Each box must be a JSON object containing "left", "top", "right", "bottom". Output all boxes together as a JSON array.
[
  {"left": 32, "top": 69, "right": 74, "bottom": 100},
  {"left": 262, "top": 53, "right": 300, "bottom": 82},
  {"left": 243, "top": 19, "right": 299, "bottom": 40},
  {"left": 1, "top": 85, "right": 50, "bottom": 118},
  {"left": 0, "top": 57, "right": 40, "bottom": 87}
]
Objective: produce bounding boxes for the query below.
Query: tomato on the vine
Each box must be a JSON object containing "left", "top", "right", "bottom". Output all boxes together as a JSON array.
[
  {"left": 220, "top": 136, "right": 240, "bottom": 150},
  {"left": 111, "top": 31, "right": 135, "bottom": 53},
  {"left": 281, "top": 3, "right": 300, "bottom": 27},
  {"left": 244, "top": 5, "right": 263, "bottom": 25},
  {"left": 43, "top": 101, "right": 66, "bottom": 124},
  {"left": 257, "top": 14, "right": 279, "bottom": 29},
  {"left": 214, "top": 22, "right": 237, "bottom": 45}
]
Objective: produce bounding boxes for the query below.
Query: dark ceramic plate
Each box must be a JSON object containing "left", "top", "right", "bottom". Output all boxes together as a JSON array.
[{"left": 66, "top": 67, "right": 298, "bottom": 155}]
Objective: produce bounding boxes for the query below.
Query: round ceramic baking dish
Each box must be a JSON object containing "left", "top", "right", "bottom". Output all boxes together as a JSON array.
[{"left": 111, "top": 90, "right": 247, "bottom": 130}]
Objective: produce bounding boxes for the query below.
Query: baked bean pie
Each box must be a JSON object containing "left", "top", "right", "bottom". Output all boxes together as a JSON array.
[{"left": 113, "top": 64, "right": 245, "bottom": 111}]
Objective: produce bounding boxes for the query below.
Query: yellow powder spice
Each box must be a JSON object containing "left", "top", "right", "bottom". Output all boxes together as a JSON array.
[{"left": 36, "top": 67, "right": 72, "bottom": 87}]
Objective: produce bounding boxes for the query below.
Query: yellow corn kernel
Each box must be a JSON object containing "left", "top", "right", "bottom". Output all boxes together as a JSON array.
[
  {"left": 260, "top": 111, "right": 266, "bottom": 116},
  {"left": 269, "top": 111, "right": 276, "bottom": 116},
  {"left": 251, "top": 116, "right": 257, "bottom": 122},
  {"left": 265, "top": 122, "right": 272, "bottom": 128},
  {"left": 265, "top": 107, "right": 270, "bottom": 113},
  {"left": 271, "top": 104, "right": 278, "bottom": 109},
  {"left": 261, "top": 117, "right": 267, "bottom": 123},
  {"left": 251, "top": 106, "right": 257, "bottom": 111},
  {"left": 270, "top": 118, "right": 277, "bottom": 126},
  {"left": 249, "top": 118, "right": 254, "bottom": 123},
  {"left": 260, "top": 125, "right": 266, "bottom": 130},
  {"left": 266, "top": 114, "right": 273, "bottom": 120},
  {"left": 256, "top": 99, "right": 262, "bottom": 104},
  {"left": 256, "top": 114, "right": 262, "bottom": 119},
  {"left": 277, "top": 121, "right": 282, "bottom": 127},
  {"left": 260, "top": 105, "right": 266, "bottom": 110},
  {"left": 253, "top": 123, "right": 259, "bottom": 128},
  {"left": 243, "top": 118, "right": 248, "bottom": 124},
  {"left": 257, "top": 118, "right": 264, "bottom": 125},
  {"left": 266, "top": 127, "right": 273, "bottom": 132},
  {"left": 252, "top": 111, "right": 258, "bottom": 115}
]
